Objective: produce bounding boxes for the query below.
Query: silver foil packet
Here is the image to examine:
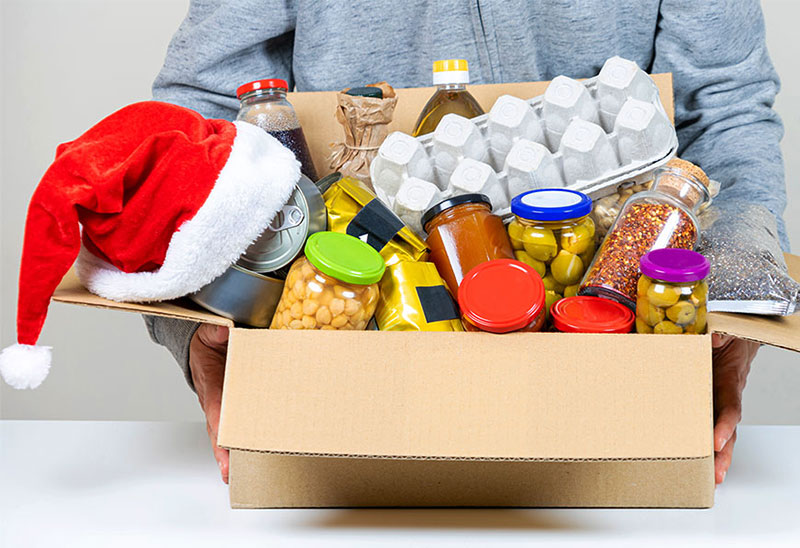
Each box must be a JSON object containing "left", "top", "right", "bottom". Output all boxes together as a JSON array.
[{"left": 697, "top": 202, "right": 799, "bottom": 315}]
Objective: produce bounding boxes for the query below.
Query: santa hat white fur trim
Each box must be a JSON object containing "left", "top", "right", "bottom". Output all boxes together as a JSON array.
[
  {"left": 75, "top": 121, "right": 301, "bottom": 302},
  {"left": 0, "top": 344, "right": 52, "bottom": 390}
]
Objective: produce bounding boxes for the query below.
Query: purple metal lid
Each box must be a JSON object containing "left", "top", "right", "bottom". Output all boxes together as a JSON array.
[{"left": 640, "top": 248, "right": 710, "bottom": 283}]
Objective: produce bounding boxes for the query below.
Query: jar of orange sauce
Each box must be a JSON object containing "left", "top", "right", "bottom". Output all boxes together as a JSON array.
[{"left": 421, "top": 194, "right": 514, "bottom": 295}]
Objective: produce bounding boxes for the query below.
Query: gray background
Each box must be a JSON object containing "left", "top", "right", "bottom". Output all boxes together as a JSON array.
[{"left": 1, "top": 0, "right": 798, "bottom": 422}]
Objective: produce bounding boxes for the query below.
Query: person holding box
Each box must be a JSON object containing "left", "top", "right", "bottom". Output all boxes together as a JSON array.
[{"left": 146, "top": 0, "right": 781, "bottom": 485}]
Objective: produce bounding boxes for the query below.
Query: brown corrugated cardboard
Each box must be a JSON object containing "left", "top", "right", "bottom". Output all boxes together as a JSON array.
[
  {"left": 53, "top": 270, "right": 233, "bottom": 327},
  {"left": 47, "top": 75, "right": 799, "bottom": 508},
  {"left": 229, "top": 452, "right": 714, "bottom": 509},
  {"left": 217, "top": 330, "right": 712, "bottom": 460}
]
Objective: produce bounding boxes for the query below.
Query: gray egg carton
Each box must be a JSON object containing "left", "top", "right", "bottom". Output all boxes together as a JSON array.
[{"left": 370, "top": 56, "right": 678, "bottom": 235}]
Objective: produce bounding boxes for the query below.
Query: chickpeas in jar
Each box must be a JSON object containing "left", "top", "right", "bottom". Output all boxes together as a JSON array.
[
  {"left": 635, "top": 249, "right": 710, "bottom": 335},
  {"left": 506, "top": 189, "right": 595, "bottom": 317},
  {"left": 270, "top": 232, "right": 385, "bottom": 330}
]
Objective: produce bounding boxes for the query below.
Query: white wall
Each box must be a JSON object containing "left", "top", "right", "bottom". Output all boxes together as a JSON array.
[
  {"left": 1, "top": 0, "right": 798, "bottom": 422},
  {"left": 1, "top": 0, "right": 202, "bottom": 420}
]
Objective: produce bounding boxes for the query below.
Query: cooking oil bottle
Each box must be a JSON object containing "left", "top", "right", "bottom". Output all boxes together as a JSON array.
[{"left": 412, "top": 59, "right": 485, "bottom": 137}]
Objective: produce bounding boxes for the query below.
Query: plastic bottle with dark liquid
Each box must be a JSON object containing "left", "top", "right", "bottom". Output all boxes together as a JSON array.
[
  {"left": 412, "top": 59, "right": 485, "bottom": 137},
  {"left": 236, "top": 79, "right": 318, "bottom": 181}
]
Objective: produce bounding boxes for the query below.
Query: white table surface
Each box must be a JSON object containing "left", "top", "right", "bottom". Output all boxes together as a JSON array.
[{"left": 1, "top": 421, "right": 798, "bottom": 547}]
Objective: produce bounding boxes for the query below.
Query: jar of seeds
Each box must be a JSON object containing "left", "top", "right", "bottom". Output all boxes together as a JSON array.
[{"left": 579, "top": 161, "right": 710, "bottom": 309}]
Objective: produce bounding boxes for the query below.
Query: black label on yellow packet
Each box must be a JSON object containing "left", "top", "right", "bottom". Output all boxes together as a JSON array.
[
  {"left": 416, "top": 285, "right": 460, "bottom": 323},
  {"left": 346, "top": 199, "right": 405, "bottom": 252}
]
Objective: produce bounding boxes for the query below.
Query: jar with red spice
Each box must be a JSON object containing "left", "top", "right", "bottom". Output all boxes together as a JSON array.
[
  {"left": 579, "top": 161, "right": 710, "bottom": 309},
  {"left": 422, "top": 194, "right": 514, "bottom": 296},
  {"left": 457, "top": 259, "right": 546, "bottom": 333}
]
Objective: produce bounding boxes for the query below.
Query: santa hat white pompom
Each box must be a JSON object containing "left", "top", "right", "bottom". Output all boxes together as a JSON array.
[{"left": 0, "top": 344, "right": 52, "bottom": 390}]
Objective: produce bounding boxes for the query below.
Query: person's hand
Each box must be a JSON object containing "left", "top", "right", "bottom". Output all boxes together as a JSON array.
[
  {"left": 189, "top": 324, "right": 230, "bottom": 483},
  {"left": 712, "top": 333, "right": 759, "bottom": 484}
]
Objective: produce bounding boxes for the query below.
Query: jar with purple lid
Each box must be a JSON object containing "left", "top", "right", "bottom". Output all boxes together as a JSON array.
[{"left": 635, "top": 248, "right": 710, "bottom": 335}]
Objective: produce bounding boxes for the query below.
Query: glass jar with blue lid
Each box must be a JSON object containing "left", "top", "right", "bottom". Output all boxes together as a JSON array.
[{"left": 506, "top": 189, "right": 596, "bottom": 313}]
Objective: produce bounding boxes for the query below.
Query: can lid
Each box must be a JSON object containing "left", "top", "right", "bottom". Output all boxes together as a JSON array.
[
  {"left": 511, "top": 188, "right": 592, "bottom": 221},
  {"left": 458, "top": 259, "right": 545, "bottom": 333},
  {"left": 432, "top": 59, "right": 469, "bottom": 85},
  {"left": 551, "top": 296, "right": 635, "bottom": 333},
  {"left": 304, "top": 231, "right": 386, "bottom": 285},
  {"left": 640, "top": 248, "right": 710, "bottom": 283},
  {"left": 237, "top": 79, "right": 289, "bottom": 98},
  {"left": 345, "top": 86, "right": 383, "bottom": 99},
  {"left": 421, "top": 193, "right": 491, "bottom": 232},
  {"left": 237, "top": 174, "right": 324, "bottom": 273}
]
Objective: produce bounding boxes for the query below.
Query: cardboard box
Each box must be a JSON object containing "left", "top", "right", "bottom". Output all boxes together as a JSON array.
[{"left": 51, "top": 75, "right": 800, "bottom": 508}]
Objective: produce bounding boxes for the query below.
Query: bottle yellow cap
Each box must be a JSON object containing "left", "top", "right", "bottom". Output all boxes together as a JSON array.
[
  {"left": 433, "top": 59, "right": 469, "bottom": 73},
  {"left": 432, "top": 59, "right": 469, "bottom": 85}
]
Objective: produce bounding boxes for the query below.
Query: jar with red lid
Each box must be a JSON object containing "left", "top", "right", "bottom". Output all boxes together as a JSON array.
[
  {"left": 457, "top": 259, "right": 546, "bottom": 333},
  {"left": 550, "top": 296, "right": 635, "bottom": 333},
  {"left": 422, "top": 194, "right": 514, "bottom": 296},
  {"left": 236, "top": 78, "right": 318, "bottom": 181}
]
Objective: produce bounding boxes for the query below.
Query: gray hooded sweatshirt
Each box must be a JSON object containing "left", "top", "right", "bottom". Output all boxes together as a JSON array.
[{"left": 146, "top": 0, "right": 787, "bottom": 387}]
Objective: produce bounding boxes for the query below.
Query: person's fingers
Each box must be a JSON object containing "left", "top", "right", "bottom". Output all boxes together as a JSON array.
[
  {"left": 206, "top": 420, "right": 230, "bottom": 484},
  {"left": 712, "top": 333, "right": 731, "bottom": 349},
  {"left": 189, "top": 325, "right": 229, "bottom": 414},
  {"left": 190, "top": 323, "right": 231, "bottom": 483},
  {"left": 197, "top": 353, "right": 226, "bottom": 446},
  {"left": 714, "top": 403, "right": 741, "bottom": 452},
  {"left": 196, "top": 324, "right": 229, "bottom": 350},
  {"left": 715, "top": 429, "right": 737, "bottom": 484}
]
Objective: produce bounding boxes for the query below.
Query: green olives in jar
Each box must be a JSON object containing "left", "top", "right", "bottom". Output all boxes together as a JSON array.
[
  {"left": 635, "top": 249, "right": 710, "bottom": 335},
  {"left": 507, "top": 189, "right": 595, "bottom": 314}
]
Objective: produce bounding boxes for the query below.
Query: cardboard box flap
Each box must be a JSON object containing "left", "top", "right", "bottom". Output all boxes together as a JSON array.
[
  {"left": 52, "top": 254, "right": 800, "bottom": 353},
  {"left": 52, "top": 270, "right": 233, "bottom": 327},
  {"left": 708, "top": 254, "right": 800, "bottom": 352},
  {"left": 217, "top": 329, "right": 712, "bottom": 461}
]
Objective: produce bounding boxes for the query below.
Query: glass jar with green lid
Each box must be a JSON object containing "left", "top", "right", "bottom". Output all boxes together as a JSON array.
[
  {"left": 270, "top": 232, "right": 386, "bottom": 330},
  {"left": 506, "top": 189, "right": 596, "bottom": 315}
]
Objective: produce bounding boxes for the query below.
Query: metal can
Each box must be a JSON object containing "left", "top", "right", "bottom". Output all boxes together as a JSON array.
[
  {"left": 237, "top": 173, "right": 327, "bottom": 273},
  {"left": 189, "top": 264, "right": 285, "bottom": 327}
]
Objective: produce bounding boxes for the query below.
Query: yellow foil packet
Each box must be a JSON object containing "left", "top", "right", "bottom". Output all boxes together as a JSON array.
[
  {"left": 323, "top": 175, "right": 428, "bottom": 266},
  {"left": 377, "top": 261, "right": 463, "bottom": 331}
]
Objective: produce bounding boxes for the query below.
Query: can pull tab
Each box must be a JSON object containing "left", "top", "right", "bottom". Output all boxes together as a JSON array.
[{"left": 268, "top": 205, "right": 305, "bottom": 231}]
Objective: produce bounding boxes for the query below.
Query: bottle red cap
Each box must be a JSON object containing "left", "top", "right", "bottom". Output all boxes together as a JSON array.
[
  {"left": 551, "top": 296, "right": 634, "bottom": 333},
  {"left": 458, "top": 259, "right": 545, "bottom": 333},
  {"left": 236, "top": 79, "right": 289, "bottom": 98}
]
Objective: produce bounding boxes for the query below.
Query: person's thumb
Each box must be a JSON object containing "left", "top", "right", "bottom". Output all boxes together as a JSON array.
[{"left": 197, "top": 324, "right": 229, "bottom": 349}]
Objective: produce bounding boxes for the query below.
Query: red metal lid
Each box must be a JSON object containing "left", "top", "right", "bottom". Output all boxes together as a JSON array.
[
  {"left": 551, "top": 296, "right": 634, "bottom": 333},
  {"left": 458, "top": 259, "right": 545, "bottom": 333},
  {"left": 236, "top": 79, "right": 289, "bottom": 98}
]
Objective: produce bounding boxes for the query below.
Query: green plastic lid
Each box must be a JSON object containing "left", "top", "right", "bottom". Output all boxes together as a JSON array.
[{"left": 304, "top": 232, "right": 386, "bottom": 285}]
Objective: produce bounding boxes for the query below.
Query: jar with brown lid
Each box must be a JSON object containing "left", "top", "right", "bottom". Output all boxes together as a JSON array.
[{"left": 422, "top": 194, "right": 514, "bottom": 295}]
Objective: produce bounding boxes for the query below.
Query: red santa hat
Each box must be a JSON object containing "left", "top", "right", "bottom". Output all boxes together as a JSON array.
[{"left": 0, "top": 101, "right": 300, "bottom": 389}]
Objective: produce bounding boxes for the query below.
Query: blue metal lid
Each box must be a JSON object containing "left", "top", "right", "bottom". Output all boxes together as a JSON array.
[{"left": 510, "top": 189, "right": 592, "bottom": 221}]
